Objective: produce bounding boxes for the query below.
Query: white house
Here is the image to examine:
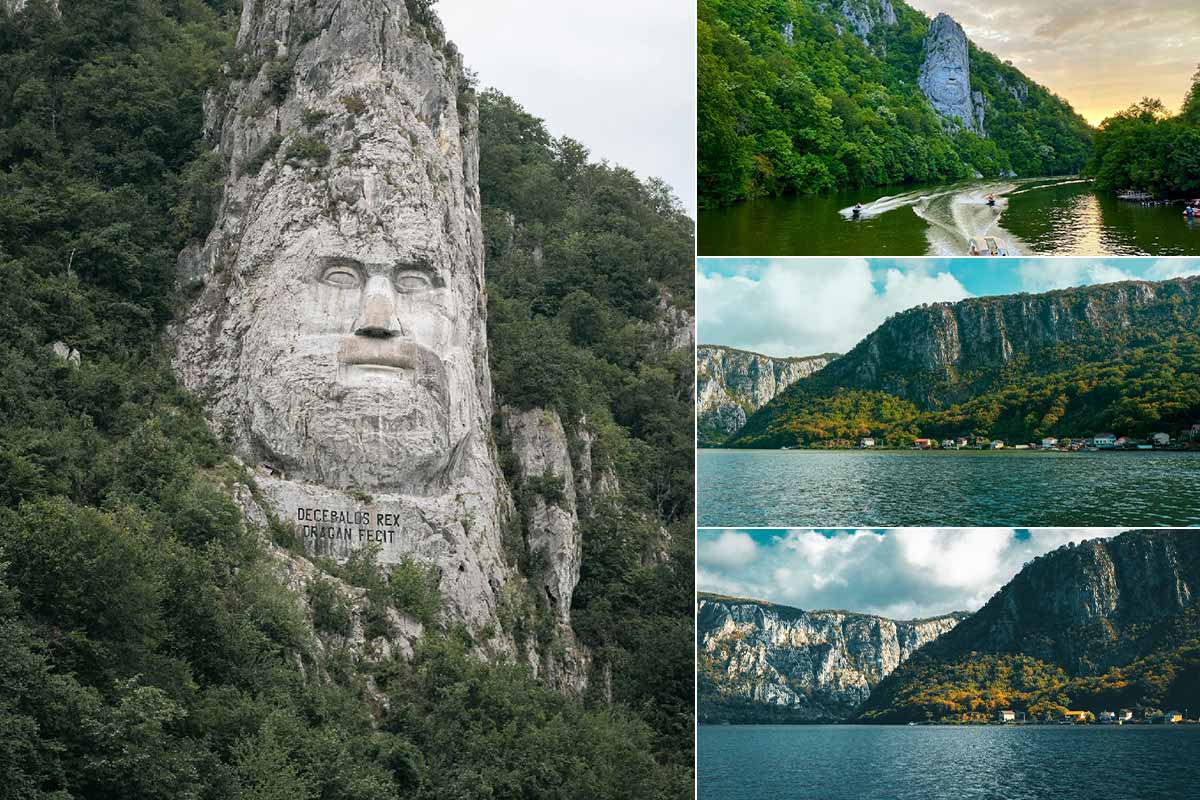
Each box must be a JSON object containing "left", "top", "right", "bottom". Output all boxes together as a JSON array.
[
  {"left": 1117, "top": 709, "right": 1133, "bottom": 722},
  {"left": 1151, "top": 432, "right": 1170, "bottom": 446},
  {"left": 940, "top": 439, "right": 956, "bottom": 450},
  {"left": 1041, "top": 437, "right": 1058, "bottom": 449},
  {"left": 1165, "top": 711, "right": 1183, "bottom": 723},
  {"left": 997, "top": 710, "right": 1016, "bottom": 723},
  {"left": 858, "top": 437, "right": 875, "bottom": 448},
  {"left": 955, "top": 437, "right": 969, "bottom": 448},
  {"left": 1093, "top": 433, "right": 1117, "bottom": 448},
  {"left": 989, "top": 440, "right": 1005, "bottom": 450}
]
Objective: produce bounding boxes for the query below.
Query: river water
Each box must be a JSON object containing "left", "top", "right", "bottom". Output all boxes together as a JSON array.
[
  {"left": 698, "top": 725, "right": 1200, "bottom": 800},
  {"left": 697, "top": 449, "right": 1200, "bottom": 527},
  {"left": 697, "top": 178, "right": 1200, "bottom": 256}
]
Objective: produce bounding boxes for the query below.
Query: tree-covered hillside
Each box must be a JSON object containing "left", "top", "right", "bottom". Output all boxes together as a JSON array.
[
  {"left": 698, "top": 0, "right": 1093, "bottom": 207},
  {"left": 1085, "top": 68, "right": 1200, "bottom": 197},
  {"left": 729, "top": 279, "right": 1200, "bottom": 448},
  {"left": 0, "top": 1, "right": 693, "bottom": 796}
]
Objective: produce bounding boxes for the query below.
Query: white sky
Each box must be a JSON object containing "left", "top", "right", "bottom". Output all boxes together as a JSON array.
[
  {"left": 437, "top": 0, "right": 696, "bottom": 215},
  {"left": 698, "top": 528, "right": 1128, "bottom": 619}
]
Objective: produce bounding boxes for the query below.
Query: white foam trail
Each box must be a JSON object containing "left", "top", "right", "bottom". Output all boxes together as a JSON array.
[{"left": 841, "top": 179, "right": 1052, "bottom": 255}]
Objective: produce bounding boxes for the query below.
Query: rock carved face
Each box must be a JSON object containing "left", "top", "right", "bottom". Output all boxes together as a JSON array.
[{"left": 230, "top": 178, "right": 480, "bottom": 494}]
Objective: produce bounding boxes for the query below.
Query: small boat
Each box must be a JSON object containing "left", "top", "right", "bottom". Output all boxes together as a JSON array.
[{"left": 969, "top": 237, "right": 1008, "bottom": 256}]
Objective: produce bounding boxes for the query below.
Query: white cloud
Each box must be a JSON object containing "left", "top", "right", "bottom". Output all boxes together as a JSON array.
[
  {"left": 1145, "top": 259, "right": 1200, "bottom": 281},
  {"left": 697, "top": 260, "right": 972, "bottom": 357},
  {"left": 698, "top": 528, "right": 1127, "bottom": 619},
  {"left": 1014, "top": 259, "right": 1135, "bottom": 292},
  {"left": 697, "top": 529, "right": 760, "bottom": 568},
  {"left": 436, "top": 0, "right": 695, "bottom": 214}
]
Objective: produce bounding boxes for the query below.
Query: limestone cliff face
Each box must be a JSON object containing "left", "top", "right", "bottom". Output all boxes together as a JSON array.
[
  {"left": 799, "top": 276, "right": 1200, "bottom": 409},
  {"left": 697, "top": 594, "right": 963, "bottom": 721},
  {"left": 172, "top": 0, "right": 513, "bottom": 642},
  {"left": 697, "top": 345, "right": 834, "bottom": 444},
  {"left": 922, "top": 530, "right": 1200, "bottom": 675},
  {"left": 835, "top": 0, "right": 896, "bottom": 42},
  {"left": 919, "top": 13, "right": 980, "bottom": 134}
]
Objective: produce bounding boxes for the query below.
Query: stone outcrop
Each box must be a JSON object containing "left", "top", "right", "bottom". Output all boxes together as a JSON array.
[
  {"left": 917, "top": 530, "right": 1200, "bottom": 674},
  {"left": 758, "top": 276, "right": 1200, "bottom": 413},
  {"left": 172, "top": 0, "right": 514, "bottom": 642},
  {"left": 501, "top": 407, "right": 582, "bottom": 626},
  {"left": 837, "top": 0, "right": 897, "bottom": 43},
  {"left": 697, "top": 345, "right": 834, "bottom": 444},
  {"left": 919, "top": 13, "right": 980, "bottom": 134},
  {"left": 698, "top": 594, "right": 963, "bottom": 721}
]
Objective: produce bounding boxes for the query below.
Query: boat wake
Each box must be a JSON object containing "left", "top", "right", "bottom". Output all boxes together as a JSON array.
[{"left": 840, "top": 180, "right": 1057, "bottom": 255}]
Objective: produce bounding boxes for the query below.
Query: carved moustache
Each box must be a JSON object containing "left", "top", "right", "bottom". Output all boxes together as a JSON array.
[{"left": 337, "top": 336, "right": 419, "bottom": 369}]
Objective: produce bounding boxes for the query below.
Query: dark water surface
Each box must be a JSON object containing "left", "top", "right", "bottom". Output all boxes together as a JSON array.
[
  {"left": 697, "top": 178, "right": 1200, "bottom": 256},
  {"left": 698, "top": 449, "right": 1200, "bottom": 527},
  {"left": 698, "top": 725, "right": 1200, "bottom": 800}
]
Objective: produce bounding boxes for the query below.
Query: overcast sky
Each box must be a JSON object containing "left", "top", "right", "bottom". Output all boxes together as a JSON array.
[
  {"left": 697, "top": 257, "right": 1200, "bottom": 357},
  {"left": 698, "top": 528, "right": 1127, "bottom": 619},
  {"left": 437, "top": 0, "right": 695, "bottom": 215},
  {"left": 907, "top": 1, "right": 1200, "bottom": 125}
]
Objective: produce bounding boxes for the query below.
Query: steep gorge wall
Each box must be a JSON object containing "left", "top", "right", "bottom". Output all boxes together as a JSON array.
[
  {"left": 789, "top": 276, "right": 1200, "bottom": 409},
  {"left": 698, "top": 594, "right": 963, "bottom": 721},
  {"left": 698, "top": 345, "right": 834, "bottom": 443}
]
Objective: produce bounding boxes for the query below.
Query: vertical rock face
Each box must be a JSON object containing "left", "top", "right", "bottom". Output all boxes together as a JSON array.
[
  {"left": 919, "top": 13, "right": 980, "bottom": 134},
  {"left": 500, "top": 408, "right": 582, "bottom": 626},
  {"left": 697, "top": 345, "right": 834, "bottom": 443},
  {"left": 698, "top": 594, "right": 964, "bottom": 721},
  {"left": 172, "top": 0, "right": 511, "bottom": 636},
  {"left": 931, "top": 530, "right": 1200, "bottom": 674},
  {"left": 837, "top": 0, "right": 897, "bottom": 43},
  {"left": 797, "top": 276, "right": 1200, "bottom": 409}
]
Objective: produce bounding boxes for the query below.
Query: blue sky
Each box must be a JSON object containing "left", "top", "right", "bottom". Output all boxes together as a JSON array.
[
  {"left": 697, "top": 258, "right": 1200, "bottom": 357},
  {"left": 697, "top": 528, "right": 1127, "bottom": 619}
]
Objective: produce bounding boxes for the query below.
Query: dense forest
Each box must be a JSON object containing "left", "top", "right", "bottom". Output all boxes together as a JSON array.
[
  {"left": 726, "top": 281, "right": 1200, "bottom": 449},
  {"left": 0, "top": 1, "right": 694, "bottom": 797},
  {"left": 1085, "top": 67, "right": 1200, "bottom": 197},
  {"left": 698, "top": 0, "right": 1093, "bottom": 207}
]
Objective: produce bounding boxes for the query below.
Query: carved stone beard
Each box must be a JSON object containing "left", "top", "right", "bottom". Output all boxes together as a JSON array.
[{"left": 246, "top": 339, "right": 461, "bottom": 493}]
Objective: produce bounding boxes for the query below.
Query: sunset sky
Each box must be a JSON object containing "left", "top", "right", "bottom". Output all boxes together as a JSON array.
[{"left": 907, "top": 0, "right": 1200, "bottom": 125}]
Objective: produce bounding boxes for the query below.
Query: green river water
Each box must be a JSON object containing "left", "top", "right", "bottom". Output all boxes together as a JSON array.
[{"left": 697, "top": 178, "right": 1200, "bottom": 256}]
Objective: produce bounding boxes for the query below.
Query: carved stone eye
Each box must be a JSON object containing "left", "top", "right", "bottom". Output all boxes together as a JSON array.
[
  {"left": 395, "top": 272, "right": 432, "bottom": 292},
  {"left": 322, "top": 266, "right": 360, "bottom": 287}
]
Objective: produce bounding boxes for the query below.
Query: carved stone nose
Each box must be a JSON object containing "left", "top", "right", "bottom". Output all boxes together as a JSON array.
[{"left": 354, "top": 276, "right": 403, "bottom": 338}]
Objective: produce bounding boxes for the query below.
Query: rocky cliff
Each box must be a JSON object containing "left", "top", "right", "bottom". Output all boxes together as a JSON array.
[
  {"left": 731, "top": 275, "right": 1200, "bottom": 447},
  {"left": 827, "top": 0, "right": 897, "bottom": 43},
  {"left": 810, "top": 276, "right": 1200, "bottom": 408},
  {"left": 857, "top": 530, "right": 1200, "bottom": 721},
  {"left": 909, "top": 530, "right": 1200, "bottom": 674},
  {"left": 698, "top": 593, "right": 964, "bottom": 721},
  {"left": 697, "top": 345, "right": 835, "bottom": 444},
  {"left": 919, "top": 13, "right": 981, "bottom": 133}
]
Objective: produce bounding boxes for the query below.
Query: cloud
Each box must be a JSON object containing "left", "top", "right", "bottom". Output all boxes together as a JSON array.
[
  {"left": 697, "top": 530, "right": 759, "bottom": 568},
  {"left": 698, "top": 528, "right": 1126, "bottom": 619},
  {"left": 906, "top": 1, "right": 1200, "bottom": 123},
  {"left": 435, "top": 0, "right": 695, "bottom": 214},
  {"left": 697, "top": 260, "right": 972, "bottom": 357},
  {"left": 1014, "top": 259, "right": 1136, "bottom": 292}
]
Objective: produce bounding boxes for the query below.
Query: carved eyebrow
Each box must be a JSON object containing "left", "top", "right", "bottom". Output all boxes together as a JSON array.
[{"left": 392, "top": 259, "right": 445, "bottom": 287}]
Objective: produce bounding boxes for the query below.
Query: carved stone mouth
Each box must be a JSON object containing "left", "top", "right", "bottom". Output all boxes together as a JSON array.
[{"left": 337, "top": 337, "right": 419, "bottom": 369}]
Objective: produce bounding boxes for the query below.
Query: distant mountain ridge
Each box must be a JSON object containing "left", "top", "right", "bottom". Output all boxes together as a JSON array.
[
  {"left": 698, "top": 592, "right": 965, "bottom": 722},
  {"left": 729, "top": 276, "right": 1200, "bottom": 447},
  {"left": 857, "top": 529, "right": 1200, "bottom": 722},
  {"left": 697, "top": 345, "right": 836, "bottom": 445}
]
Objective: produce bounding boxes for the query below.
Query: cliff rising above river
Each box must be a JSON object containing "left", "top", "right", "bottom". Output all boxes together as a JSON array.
[{"left": 729, "top": 276, "right": 1200, "bottom": 447}]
